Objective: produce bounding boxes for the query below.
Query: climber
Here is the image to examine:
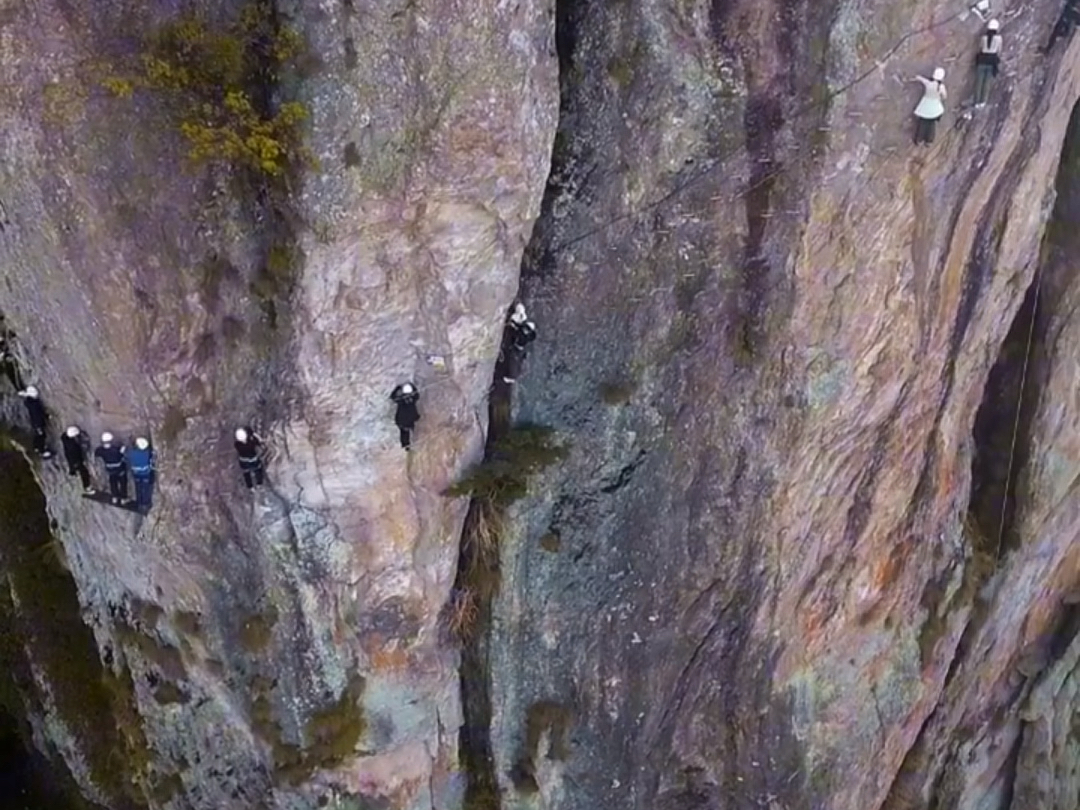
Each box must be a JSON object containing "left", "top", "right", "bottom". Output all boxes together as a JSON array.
[
  {"left": 61, "top": 426, "right": 95, "bottom": 494},
  {"left": 508, "top": 302, "right": 528, "bottom": 327},
  {"left": 974, "top": 20, "right": 1003, "bottom": 108},
  {"left": 233, "top": 427, "right": 265, "bottom": 489},
  {"left": 501, "top": 317, "right": 538, "bottom": 384},
  {"left": 94, "top": 432, "right": 129, "bottom": 505},
  {"left": 389, "top": 383, "right": 420, "bottom": 450},
  {"left": 0, "top": 334, "right": 22, "bottom": 391},
  {"left": 128, "top": 437, "right": 155, "bottom": 514},
  {"left": 18, "top": 386, "right": 52, "bottom": 458},
  {"left": 510, "top": 318, "right": 538, "bottom": 354},
  {"left": 912, "top": 68, "right": 947, "bottom": 146},
  {"left": 1045, "top": 0, "right": 1080, "bottom": 52}
]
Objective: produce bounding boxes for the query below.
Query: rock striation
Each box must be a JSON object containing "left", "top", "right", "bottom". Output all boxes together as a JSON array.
[
  {"left": 0, "top": 0, "right": 556, "bottom": 807},
  {"left": 7, "top": 0, "right": 1080, "bottom": 808}
]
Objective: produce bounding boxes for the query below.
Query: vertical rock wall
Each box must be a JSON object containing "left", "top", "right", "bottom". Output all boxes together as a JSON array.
[
  {"left": 484, "top": 1, "right": 1080, "bottom": 809},
  {"left": 0, "top": 0, "right": 557, "bottom": 808}
]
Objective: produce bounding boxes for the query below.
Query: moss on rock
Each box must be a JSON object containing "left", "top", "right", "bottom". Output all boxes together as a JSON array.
[{"left": 248, "top": 671, "right": 367, "bottom": 785}]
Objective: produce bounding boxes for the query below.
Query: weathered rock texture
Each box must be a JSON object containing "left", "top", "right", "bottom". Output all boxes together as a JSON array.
[
  {"left": 0, "top": 0, "right": 556, "bottom": 808},
  {"left": 486, "top": 1, "right": 1080, "bottom": 810},
  {"left": 8, "top": 0, "right": 1080, "bottom": 807}
]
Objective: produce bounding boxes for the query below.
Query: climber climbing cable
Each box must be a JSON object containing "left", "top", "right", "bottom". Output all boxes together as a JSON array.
[
  {"left": 61, "top": 426, "right": 95, "bottom": 494},
  {"left": 390, "top": 383, "right": 420, "bottom": 451},
  {"left": 233, "top": 427, "right": 266, "bottom": 489},
  {"left": 911, "top": 67, "right": 947, "bottom": 145},
  {"left": 94, "top": 432, "right": 129, "bottom": 505},
  {"left": 18, "top": 386, "right": 53, "bottom": 458},
  {"left": 498, "top": 303, "right": 538, "bottom": 385},
  {"left": 974, "top": 19, "right": 1003, "bottom": 108},
  {"left": 129, "top": 437, "right": 155, "bottom": 514}
]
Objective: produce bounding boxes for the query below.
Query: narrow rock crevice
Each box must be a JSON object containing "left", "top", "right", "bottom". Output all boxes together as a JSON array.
[
  {"left": 452, "top": 0, "right": 579, "bottom": 803},
  {"left": 886, "top": 98, "right": 1080, "bottom": 810},
  {"left": 967, "top": 277, "right": 1041, "bottom": 557}
]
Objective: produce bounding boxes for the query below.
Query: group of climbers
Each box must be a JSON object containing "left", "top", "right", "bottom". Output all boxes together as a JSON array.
[
  {"left": 911, "top": 16, "right": 1002, "bottom": 145},
  {"left": 385, "top": 301, "right": 537, "bottom": 452},
  {"left": 15, "top": 385, "right": 158, "bottom": 513},
  {"left": 912, "top": 2, "right": 1080, "bottom": 145},
  {"left": 2, "top": 300, "right": 540, "bottom": 501}
]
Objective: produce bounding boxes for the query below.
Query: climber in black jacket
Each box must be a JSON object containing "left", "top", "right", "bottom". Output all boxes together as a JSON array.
[
  {"left": 18, "top": 386, "right": 52, "bottom": 458},
  {"left": 233, "top": 427, "right": 265, "bottom": 489},
  {"left": 390, "top": 383, "right": 420, "bottom": 450},
  {"left": 61, "top": 425, "right": 95, "bottom": 493},
  {"left": 94, "top": 432, "right": 128, "bottom": 504},
  {"left": 501, "top": 304, "right": 538, "bottom": 384}
]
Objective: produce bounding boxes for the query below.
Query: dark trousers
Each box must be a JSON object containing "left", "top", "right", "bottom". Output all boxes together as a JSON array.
[
  {"left": 69, "top": 461, "right": 91, "bottom": 489},
  {"left": 241, "top": 463, "right": 264, "bottom": 489},
  {"left": 108, "top": 471, "right": 128, "bottom": 501},
  {"left": 914, "top": 116, "right": 938, "bottom": 145},
  {"left": 398, "top": 426, "right": 413, "bottom": 450},
  {"left": 974, "top": 63, "right": 995, "bottom": 104},
  {"left": 133, "top": 476, "right": 153, "bottom": 510},
  {"left": 31, "top": 428, "right": 47, "bottom": 455},
  {"left": 501, "top": 346, "right": 526, "bottom": 382}
]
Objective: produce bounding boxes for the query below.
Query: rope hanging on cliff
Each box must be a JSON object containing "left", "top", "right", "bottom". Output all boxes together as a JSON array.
[
  {"left": 551, "top": 8, "right": 970, "bottom": 253},
  {"left": 993, "top": 266, "right": 1044, "bottom": 561}
]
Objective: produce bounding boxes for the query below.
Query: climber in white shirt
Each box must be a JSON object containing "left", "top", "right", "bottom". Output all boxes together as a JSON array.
[{"left": 912, "top": 67, "right": 947, "bottom": 146}]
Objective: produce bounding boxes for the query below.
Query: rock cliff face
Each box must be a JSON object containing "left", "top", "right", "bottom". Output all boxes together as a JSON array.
[
  {"left": 0, "top": 0, "right": 556, "bottom": 808},
  {"left": 4, "top": 0, "right": 1080, "bottom": 808},
  {"left": 489, "top": 2, "right": 1080, "bottom": 810}
]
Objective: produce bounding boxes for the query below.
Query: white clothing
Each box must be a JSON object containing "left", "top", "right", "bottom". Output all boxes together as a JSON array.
[
  {"left": 981, "top": 33, "right": 1003, "bottom": 54},
  {"left": 914, "top": 77, "right": 947, "bottom": 120}
]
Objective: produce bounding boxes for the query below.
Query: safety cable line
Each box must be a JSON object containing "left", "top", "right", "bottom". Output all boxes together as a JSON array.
[
  {"left": 551, "top": 8, "right": 969, "bottom": 253},
  {"left": 993, "top": 265, "right": 1043, "bottom": 561}
]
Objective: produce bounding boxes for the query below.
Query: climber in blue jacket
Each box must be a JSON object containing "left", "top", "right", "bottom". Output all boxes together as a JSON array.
[{"left": 128, "top": 437, "right": 155, "bottom": 514}]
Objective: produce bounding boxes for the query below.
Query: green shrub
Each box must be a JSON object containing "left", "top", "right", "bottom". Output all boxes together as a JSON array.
[
  {"left": 598, "top": 378, "right": 637, "bottom": 405},
  {"left": 444, "top": 424, "right": 568, "bottom": 507},
  {"left": 239, "top": 606, "right": 279, "bottom": 653}
]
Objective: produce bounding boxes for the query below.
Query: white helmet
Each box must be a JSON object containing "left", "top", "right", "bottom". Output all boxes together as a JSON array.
[
  {"left": 988, "top": 18, "right": 1000, "bottom": 31},
  {"left": 23, "top": 385, "right": 38, "bottom": 398},
  {"left": 401, "top": 383, "right": 414, "bottom": 395},
  {"left": 235, "top": 428, "right": 248, "bottom": 442},
  {"left": 510, "top": 303, "right": 527, "bottom": 325},
  {"left": 932, "top": 67, "right": 945, "bottom": 81},
  {"left": 101, "top": 432, "right": 113, "bottom": 444},
  {"left": 66, "top": 426, "right": 80, "bottom": 438},
  {"left": 135, "top": 437, "right": 149, "bottom": 450}
]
